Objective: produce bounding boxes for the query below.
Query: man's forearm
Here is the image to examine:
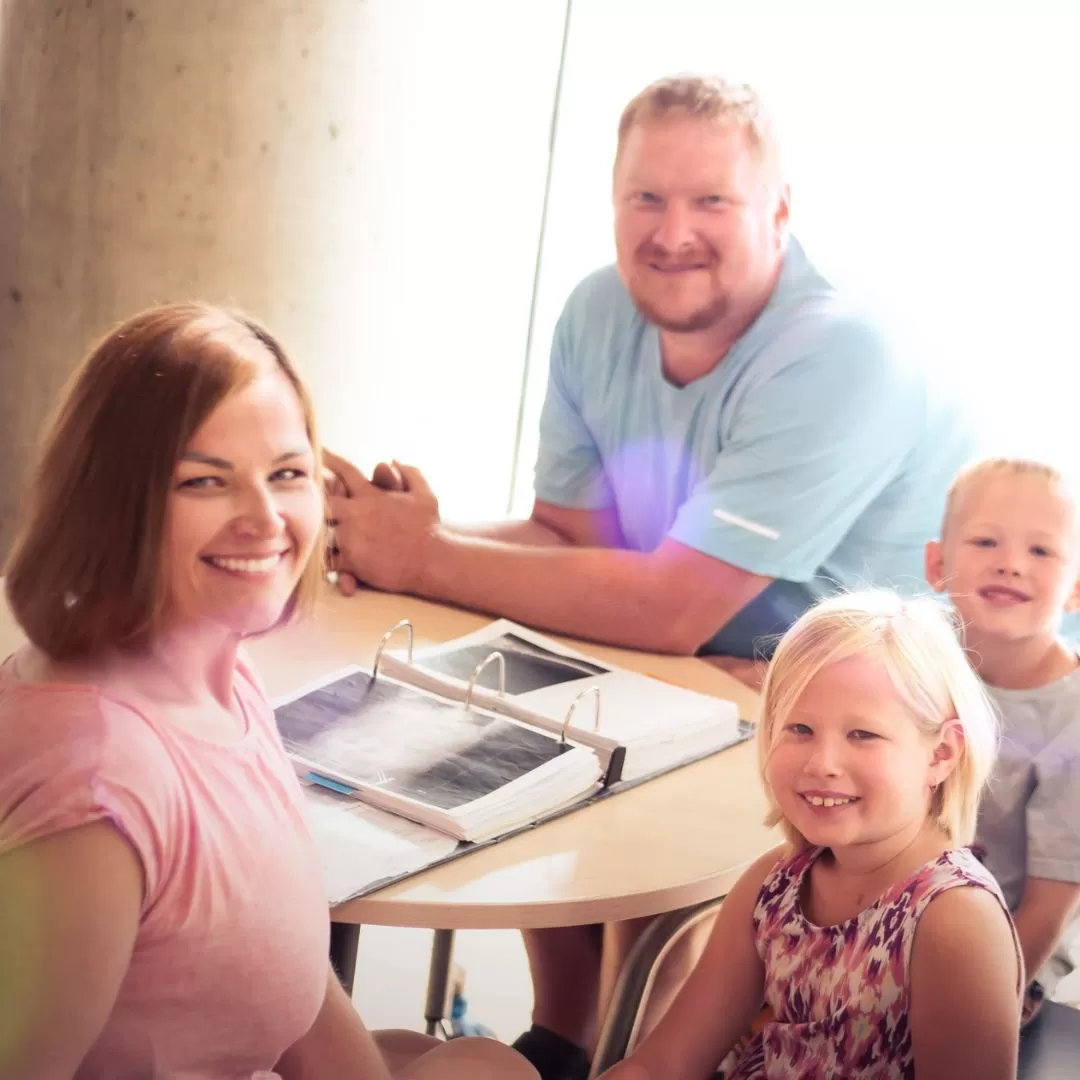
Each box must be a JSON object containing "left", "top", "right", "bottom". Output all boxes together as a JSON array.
[
  {"left": 413, "top": 530, "right": 731, "bottom": 654},
  {"left": 444, "top": 518, "right": 568, "bottom": 547}
]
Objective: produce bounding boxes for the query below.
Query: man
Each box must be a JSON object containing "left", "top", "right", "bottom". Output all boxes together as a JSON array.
[{"left": 327, "top": 76, "right": 974, "bottom": 1078}]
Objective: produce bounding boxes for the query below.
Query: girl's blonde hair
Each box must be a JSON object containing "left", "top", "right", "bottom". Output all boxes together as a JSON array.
[{"left": 757, "top": 590, "right": 999, "bottom": 848}]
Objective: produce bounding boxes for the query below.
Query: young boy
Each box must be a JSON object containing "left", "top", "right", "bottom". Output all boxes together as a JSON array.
[{"left": 927, "top": 457, "right": 1080, "bottom": 1020}]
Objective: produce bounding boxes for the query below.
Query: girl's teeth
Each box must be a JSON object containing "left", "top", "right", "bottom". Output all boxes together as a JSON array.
[
  {"left": 806, "top": 795, "right": 855, "bottom": 807},
  {"left": 210, "top": 554, "right": 282, "bottom": 573}
]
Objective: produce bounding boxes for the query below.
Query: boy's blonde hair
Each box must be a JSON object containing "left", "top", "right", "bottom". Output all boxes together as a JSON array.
[
  {"left": 942, "top": 456, "right": 1077, "bottom": 535},
  {"left": 757, "top": 590, "right": 999, "bottom": 848}
]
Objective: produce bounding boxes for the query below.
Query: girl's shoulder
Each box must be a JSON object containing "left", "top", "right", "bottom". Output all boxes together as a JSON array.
[{"left": 908, "top": 847, "right": 1006, "bottom": 907}]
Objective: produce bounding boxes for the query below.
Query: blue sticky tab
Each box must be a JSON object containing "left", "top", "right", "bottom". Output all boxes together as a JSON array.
[{"left": 305, "top": 772, "right": 358, "bottom": 796}]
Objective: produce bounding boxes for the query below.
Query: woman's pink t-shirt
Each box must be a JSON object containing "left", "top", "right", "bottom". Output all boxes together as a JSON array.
[{"left": 0, "top": 654, "right": 330, "bottom": 1079}]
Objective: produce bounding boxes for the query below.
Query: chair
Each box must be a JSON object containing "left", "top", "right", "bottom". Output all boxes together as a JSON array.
[
  {"left": 1019, "top": 1000, "right": 1080, "bottom": 1080},
  {"left": 589, "top": 898, "right": 726, "bottom": 1078}
]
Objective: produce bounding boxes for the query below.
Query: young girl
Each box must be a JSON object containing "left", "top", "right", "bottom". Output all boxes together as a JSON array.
[
  {"left": 600, "top": 590, "right": 1022, "bottom": 1080},
  {"left": 0, "top": 305, "right": 537, "bottom": 1080},
  {"left": 927, "top": 457, "right": 1080, "bottom": 1022}
]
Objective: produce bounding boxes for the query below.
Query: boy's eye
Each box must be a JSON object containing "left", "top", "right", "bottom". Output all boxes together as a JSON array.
[
  {"left": 1031, "top": 545, "right": 1054, "bottom": 558},
  {"left": 971, "top": 537, "right": 996, "bottom": 548}
]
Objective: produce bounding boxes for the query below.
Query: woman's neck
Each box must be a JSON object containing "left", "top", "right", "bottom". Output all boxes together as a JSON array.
[
  {"left": 962, "top": 627, "right": 1076, "bottom": 690},
  {"left": 118, "top": 623, "right": 244, "bottom": 710}
]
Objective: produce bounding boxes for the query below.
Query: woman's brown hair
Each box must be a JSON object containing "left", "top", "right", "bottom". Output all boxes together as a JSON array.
[{"left": 4, "top": 303, "right": 325, "bottom": 661}]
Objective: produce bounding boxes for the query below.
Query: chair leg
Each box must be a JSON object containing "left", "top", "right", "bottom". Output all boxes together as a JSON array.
[
  {"left": 330, "top": 921, "right": 362, "bottom": 996},
  {"left": 424, "top": 929, "right": 456, "bottom": 1037},
  {"left": 589, "top": 898, "right": 727, "bottom": 1078}
]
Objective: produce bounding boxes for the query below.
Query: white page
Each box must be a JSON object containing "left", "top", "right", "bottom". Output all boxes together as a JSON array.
[{"left": 301, "top": 783, "right": 459, "bottom": 904}]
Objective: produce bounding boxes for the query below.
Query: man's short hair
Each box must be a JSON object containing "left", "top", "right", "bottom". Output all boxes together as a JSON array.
[
  {"left": 4, "top": 303, "right": 324, "bottom": 661},
  {"left": 616, "top": 74, "right": 782, "bottom": 182}
]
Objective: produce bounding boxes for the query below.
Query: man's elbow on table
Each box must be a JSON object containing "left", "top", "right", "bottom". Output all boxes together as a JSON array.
[{"left": 637, "top": 542, "right": 774, "bottom": 657}]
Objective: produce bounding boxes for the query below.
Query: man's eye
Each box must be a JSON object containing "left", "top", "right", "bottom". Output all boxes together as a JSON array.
[
  {"left": 636, "top": 191, "right": 662, "bottom": 205},
  {"left": 1031, "top": 545, "right": 1054, "bottom": 558}
]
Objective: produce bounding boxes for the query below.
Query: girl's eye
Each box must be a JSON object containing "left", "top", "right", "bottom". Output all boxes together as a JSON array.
[
  {"left": 786, "top": 722, "right": 813, "bottom": 736},
  {"left": 849, "top": 729, "right": 879, "bottom": 741}
]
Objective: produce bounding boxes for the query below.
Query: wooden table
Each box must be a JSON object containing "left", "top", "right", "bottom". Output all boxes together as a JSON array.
[{"left": 244, "top": 587, "right": 774, "bottom": 932}]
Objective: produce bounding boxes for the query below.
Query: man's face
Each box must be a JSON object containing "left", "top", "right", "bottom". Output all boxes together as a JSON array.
[{"left": 613, "top": 116, "right": 788, "bottom": 333}]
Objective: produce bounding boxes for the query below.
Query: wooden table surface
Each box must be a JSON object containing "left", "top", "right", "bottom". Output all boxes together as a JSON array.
[{"left": 248, "top": 587, "right": 775, "bottom": 930}]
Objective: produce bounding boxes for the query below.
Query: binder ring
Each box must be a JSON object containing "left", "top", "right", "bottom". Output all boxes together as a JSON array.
[
  {"left": 372, "top": 619, "right": 414, "bottom": 679},
  {"left": 560, "top": 686, "right": 601, "bottom": 745},
  {"left": 464, "top": 651, "right": 506, "bottom": 711}
]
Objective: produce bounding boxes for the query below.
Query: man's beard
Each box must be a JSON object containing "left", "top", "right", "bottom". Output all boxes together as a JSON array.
[{"left": 628, "top": 287, "right": 730, "bottom": 333}]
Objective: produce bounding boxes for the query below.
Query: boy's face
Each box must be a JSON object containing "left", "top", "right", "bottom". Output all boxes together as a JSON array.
[{"left": 926, "top": 473, "right": 1080, "bottom": 642}]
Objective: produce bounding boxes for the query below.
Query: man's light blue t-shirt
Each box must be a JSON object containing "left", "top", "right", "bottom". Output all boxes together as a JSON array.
[{"left": 533, "top": 239, "right": 975, "bottom": 609}]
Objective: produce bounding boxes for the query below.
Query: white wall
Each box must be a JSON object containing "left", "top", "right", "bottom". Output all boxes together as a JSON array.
[
  {"left": 512, "top": 0, "right": 1080, "bottom": 513},
  {"left": 0, "top": 0, "right": 568, "bottom": 550},
  {"left": 308, "top": 0, "right": 568, "bottom": 522}
]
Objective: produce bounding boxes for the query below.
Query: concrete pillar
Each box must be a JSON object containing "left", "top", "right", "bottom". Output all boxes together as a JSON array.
[{"left": 0, "top": 0, "right": 566, "bottom": 552}]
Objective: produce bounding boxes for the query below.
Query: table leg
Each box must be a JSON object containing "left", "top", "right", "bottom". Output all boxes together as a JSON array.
[
  {"left": 588, "top": 898, "right": 727, "bottom": 1078},
  {"left": 330, "top": 921, "right": 362, "bottom": 995},
  {"left": 423, "top": 928, "right": 456, "bottom": 1037}
]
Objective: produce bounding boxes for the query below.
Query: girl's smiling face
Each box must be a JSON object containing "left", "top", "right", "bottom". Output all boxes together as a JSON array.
[{"left": 765, "top": 652, "right": 959, "bottom": 852}]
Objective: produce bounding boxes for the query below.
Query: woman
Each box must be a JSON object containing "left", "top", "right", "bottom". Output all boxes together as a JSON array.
[{"left": 0, "top": 304, "right": 537, "bottom": 1080}]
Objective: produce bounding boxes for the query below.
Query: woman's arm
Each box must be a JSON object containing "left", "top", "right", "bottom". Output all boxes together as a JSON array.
[
  {"left": 598, "top": 846, "right": 784, "bottom": 1080},
  {"left": 275, "top": 966, "right": 393, "bottom": 1080},
  {"left": 910, "top": 887, "right": 1022, "bottom": 1080},
  {"left": 0, "top": 821, "right": 142, "bottom": 1080}
]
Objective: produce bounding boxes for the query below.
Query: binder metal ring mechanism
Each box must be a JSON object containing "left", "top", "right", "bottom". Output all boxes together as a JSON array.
[
  {"left": 372, "top": 618, "right": 414, "bottom": 679},
  {"left": 560, "top": 685, "right": 601, "bottom": 746},
  {"left": 463, "top": 651, "right": 506, "bottom": 711}
]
